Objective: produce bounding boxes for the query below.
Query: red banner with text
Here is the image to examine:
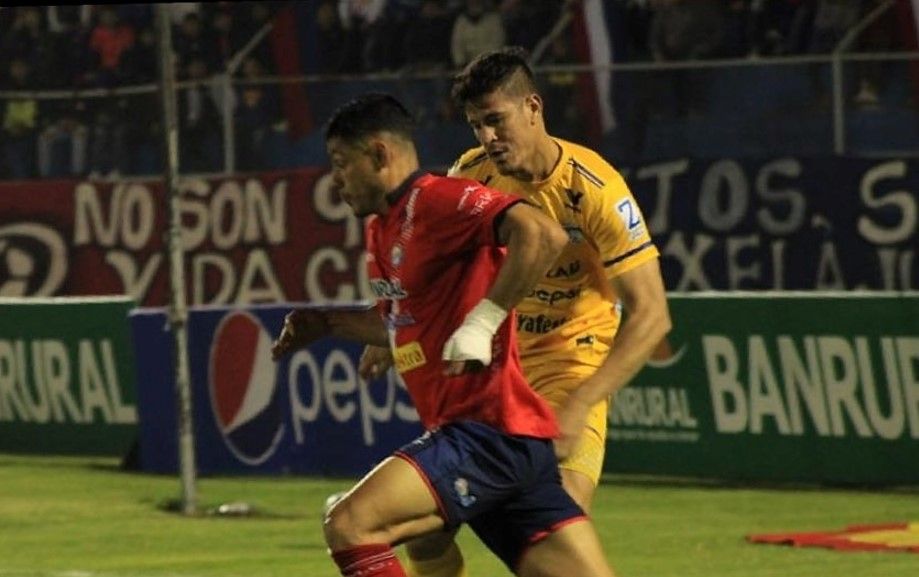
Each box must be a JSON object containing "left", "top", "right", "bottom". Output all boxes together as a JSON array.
[{"left": 0, "top": 169, "right": 368, "bottom": 306}]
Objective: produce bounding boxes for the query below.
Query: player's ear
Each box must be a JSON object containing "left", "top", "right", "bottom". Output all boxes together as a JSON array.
[
  {"left": 526, "top": 93, "right": 543, "bottom": 124},
  {"left": 369, "top": 139, "right": 387, "bottom": 170}
]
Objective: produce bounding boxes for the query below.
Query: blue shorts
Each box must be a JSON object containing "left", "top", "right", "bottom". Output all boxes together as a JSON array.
[{"left": 394, "top": 421, "right": 585, "bottom": 570}]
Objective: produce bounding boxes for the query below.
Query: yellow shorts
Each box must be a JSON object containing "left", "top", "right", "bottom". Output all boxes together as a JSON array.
[{"left": 523, "top": 355, "right": 609, "bottom": 486}]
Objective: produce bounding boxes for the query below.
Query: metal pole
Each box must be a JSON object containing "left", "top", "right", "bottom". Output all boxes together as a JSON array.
[
  {"left": 156, "top": 4, "right": 197, "bottom": 516},
  {"left": 221, "top": 22, "right": 273, "bottom": 175},
  {"left": 221, "top": 73, "right": 235, "bottom": 175},
  {"left": 832, "top": 55, "right": 845, "bottom": 155}
]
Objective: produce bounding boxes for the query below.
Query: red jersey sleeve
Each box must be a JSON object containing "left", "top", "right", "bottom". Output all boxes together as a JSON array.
[{"left": 420, "top": 176, "right": 524, "bottom": 250}]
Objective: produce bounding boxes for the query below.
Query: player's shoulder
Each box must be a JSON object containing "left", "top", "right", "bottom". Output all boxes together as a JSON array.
[
  {"left": 449, "top": 146, "right": 490, "bottom": 177},
  {"left": 558, "top": 139, "right": 624, "bottom": 191}
]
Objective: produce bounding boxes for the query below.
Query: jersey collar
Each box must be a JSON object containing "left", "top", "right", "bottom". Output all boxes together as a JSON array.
[{"left": 386, "top": 169, "right": 427, "bottom": 206}]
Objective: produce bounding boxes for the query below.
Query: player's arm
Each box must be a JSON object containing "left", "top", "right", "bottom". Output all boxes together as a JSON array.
[
  {"left": 554, "top": 258, "right": 671, "bottom": 457},
  {"left": 443, "top": 202, "right": 568, "bottom": 374},
  {"left": 271, "top": 306, "right": 389, "bottom": 361}
]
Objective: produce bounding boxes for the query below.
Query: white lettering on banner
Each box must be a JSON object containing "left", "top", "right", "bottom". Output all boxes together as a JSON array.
[
  {"left": 631, "top": 158, "right": 917, "bottom": 290},
  {"left": 815, "top": 242, "right": 845, "bottom": 289},
  {"left": 610, "top": 386, "right": 698, "bottom": 429},
  {"left": 105, "top": 251, "right": 161, "bottom": 301},
  {"left": 305, "top": 247, "right": 372, "bottom": 303},
  {"left": 634, "top": 159, "right": 690, "bottom": 234},
  {"left": 858, "top": 161, "right": 917, "bottom": 245},
  {"left": 0, "top": 339, "right": 135, "bottom": 424},
  {"left": 314, "top": 173, "right": 362, "bottom": 248},
  {"left": 726, "top": 235, "right": 761, "bottom": 288},
  {"left": 699, "top": 160, "right": 749, "bottom": 232},
  {"left": 755, "top": 158, "right": 806, "bottom": 235},
  {"left": 662, "top": 232, "right": 715, "bottom": 290},
  {"left": 289, "top": 348, "right": 418, "bottom": 446},
  {"left": 704, "top": 334, "right": 919, "bottom": 440},
  {"left": 72, "top": 178, "right": 289, "bottom": 304}
]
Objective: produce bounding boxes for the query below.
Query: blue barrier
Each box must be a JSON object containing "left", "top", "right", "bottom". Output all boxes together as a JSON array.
[{"left": 130, "top": 305, "right": 422, "bottom": 476}]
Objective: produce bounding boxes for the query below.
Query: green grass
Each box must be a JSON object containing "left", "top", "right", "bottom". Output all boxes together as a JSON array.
[{"left": 1, "top": 454, "right": 918, "bottom": 577}]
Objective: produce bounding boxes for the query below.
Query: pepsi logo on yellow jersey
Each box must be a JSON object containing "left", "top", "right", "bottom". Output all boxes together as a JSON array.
[{"left": 450, "top": 138, "right": 660, "bottom": 354}]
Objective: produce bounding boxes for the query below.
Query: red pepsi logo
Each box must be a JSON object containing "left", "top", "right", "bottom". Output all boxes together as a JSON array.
[{"left": 209, "top": 311, "right": 284, "bottom": 465}]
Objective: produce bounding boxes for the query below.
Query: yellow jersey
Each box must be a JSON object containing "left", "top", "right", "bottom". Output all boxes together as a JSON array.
[{"left": 449, "top": 138, "right": 659, "bottom": 368}]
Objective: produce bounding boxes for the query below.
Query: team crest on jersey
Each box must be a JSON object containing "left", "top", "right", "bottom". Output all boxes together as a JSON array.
[
  {"left": 562, "top": 225, "right": 585, "bottom": 243},
  {"left": 390, "top": 245, "right": 404, "bottom": 267},
  {"left": 453, "top": 477, "right": 477, "bottom": 507}
]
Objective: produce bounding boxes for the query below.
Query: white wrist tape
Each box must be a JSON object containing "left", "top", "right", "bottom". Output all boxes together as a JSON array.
[
  {"left": 441, "top": 298, "right": 508, "bottom": 365},
  {"left": 463, "top": 298, "right": 508, "bottom": 335}
]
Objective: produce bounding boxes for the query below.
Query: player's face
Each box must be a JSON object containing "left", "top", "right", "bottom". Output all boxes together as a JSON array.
[
  {"left": 464, "top": 88, "right": 540, "bottom": 176},
  {"left": 327, "top": 137, "right": 384, "bottom": 217}
]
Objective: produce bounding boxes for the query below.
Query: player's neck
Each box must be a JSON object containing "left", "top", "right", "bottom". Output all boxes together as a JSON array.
[
  {"left": 379, "top": 160, "right": 422, "bottom": 215},
  {"left": 516, "top": 135, "right": 560, "bottom": 183}
]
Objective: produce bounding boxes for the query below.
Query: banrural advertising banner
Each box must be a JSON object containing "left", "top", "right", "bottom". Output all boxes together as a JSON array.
[
  {"left": 0, "top": 158, "right": 915, "bottom": 305},
  {"left": 605, "top": 293, "right": 919, "bottom": 485},
  {"left": 0, "top": 297, "right": 138, "bottom": 456},
  {"left": 130, "top": 304, "right": 422, "bottom": 476}
]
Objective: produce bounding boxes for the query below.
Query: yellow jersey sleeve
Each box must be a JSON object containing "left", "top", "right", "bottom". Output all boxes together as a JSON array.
[
  {"left": 579, "top": 163, "right": 659, "bottom": 280},
  {"left": 448, "top": 147, "right": 489, "bottom": 178}
]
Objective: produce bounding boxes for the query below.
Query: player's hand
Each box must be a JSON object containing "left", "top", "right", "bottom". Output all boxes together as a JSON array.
[
  {"left": 358, "top": 345, "right": 393, "bottom": 380},
  {"left": 271, "top": 308, "right": 329, "bottom": 361},
  {"left": 442, "top": 323, "right": 493, "bottom": 376},
  {"left": 553, "top": 394, "right": 592, "bottom": 460},
  {"left": 442, "top": 299, "right": 507, "bottom": 377}
]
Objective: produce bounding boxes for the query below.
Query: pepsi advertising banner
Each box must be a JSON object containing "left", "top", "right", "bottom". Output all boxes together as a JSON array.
[{"left": 130, "top": 305, "right": 422, "bottom": 476}]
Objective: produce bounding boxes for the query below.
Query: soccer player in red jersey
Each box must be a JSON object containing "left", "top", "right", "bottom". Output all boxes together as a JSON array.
[{"left": 272, "top": 93, "right": 615, "bottom": 577}]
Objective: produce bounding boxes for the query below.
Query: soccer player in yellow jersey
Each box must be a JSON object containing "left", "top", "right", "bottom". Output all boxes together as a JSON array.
[{"left": 355, "top": 48, "right": 671, "bottom": 577}]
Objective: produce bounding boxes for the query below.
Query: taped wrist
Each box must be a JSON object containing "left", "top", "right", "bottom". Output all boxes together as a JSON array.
[{"left": 462, "top": 298, "right": 507, "bottom": 336}]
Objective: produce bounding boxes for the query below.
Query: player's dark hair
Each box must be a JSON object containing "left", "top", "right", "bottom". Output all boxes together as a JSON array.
[
  {"left": 324, "top": 93, "right": 416, "bottom": 144},
  {"left": 451, "top": 47, "right": 539, "bottom": 105}
]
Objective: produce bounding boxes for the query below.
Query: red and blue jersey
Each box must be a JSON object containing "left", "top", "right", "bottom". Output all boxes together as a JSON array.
[{"left": 365, "top": 171, "right": 558, "bottom": 439}]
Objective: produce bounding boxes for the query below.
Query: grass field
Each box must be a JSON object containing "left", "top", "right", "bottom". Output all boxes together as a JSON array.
[{"left": 1, "top": 454, "right": 918, "bottom": 577}]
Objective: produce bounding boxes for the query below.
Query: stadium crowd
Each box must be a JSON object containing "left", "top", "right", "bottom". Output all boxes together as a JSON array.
[{"left": 0, "top": 0, "right": 912, "bottom": 180}]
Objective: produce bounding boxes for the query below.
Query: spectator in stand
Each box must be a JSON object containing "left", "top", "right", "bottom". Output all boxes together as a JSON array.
[
  {"left": 338, "top": 0, "right": 389, "bottom": 72},
  {"left": 1, "top": 7, "right": 45, "bottom": 65},
  {"left": 44, "top": 6, "right": 93, "bottom": 87},
  {"left": 648, "top": 0, "right": 727, "bottom": 116},
  {"left": 234, "top": 56, "right": 282, "bottom": 171},
  {"left": 121, "top": 25, "right": 158, "bottom": 84},
  {"left": 206, "top": 8, "right": 236, "bottom": 71},
  {"left": 38, "top": 99, "right": 88, "bottom": 178},
  {"left": 1, "top": 59, "right": 39, "bottom": 179},
  {"left": 86, "top": 96, "right": 129, "bottom": 178},
  {"left": 451, "top": 0, "right": 506, "bottom": 68},
  {"left": 178, "top": 56, "right": 222, "bottom": 173},
  {"left": 233, "top": 2, "right": 276, "bottom": 70},
  {"left": 166, "top": 3, "right": 201, "bottom": 26},
  {"left": 791, "top": 0, "right": 889, "bottom": 109},
  {"left": 47, "top": 5, "right": 92, "bottom": 34},
  {"left": 87, "top": 6, "right": 136, "bottom": 86},
  {"left": 744, "top": 0, "right": 807, "bottom": 57},
  {"left": 499, "top": 0, "right": 564, "bottom": 53},
  {"left": 317, "top": 0, "right": 348, "bottom": 73},
  {"left": 402, "top": 0, "right": 454, "bottom": 72},
  {"left": 541, "top": 34, "right": 584, "bottom": 142},
  {"left": 174, "top": 12, "right": 208, "bottom": 69}
]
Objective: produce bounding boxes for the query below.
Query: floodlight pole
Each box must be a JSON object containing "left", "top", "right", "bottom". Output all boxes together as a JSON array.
[{"left": 156, "top": 4, "right": 197, "bottom": 516}]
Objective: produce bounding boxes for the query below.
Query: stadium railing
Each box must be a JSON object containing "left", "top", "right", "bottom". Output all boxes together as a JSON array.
[{"left": 0, "top": 52, "right": 917, "bottom": 179}]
